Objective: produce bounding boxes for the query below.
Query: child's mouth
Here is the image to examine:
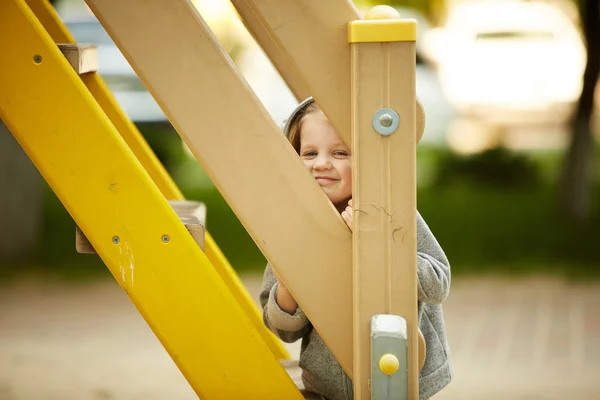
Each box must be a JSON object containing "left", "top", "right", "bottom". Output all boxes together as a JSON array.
[{"left": 315, "top": 177, "right": 337, "bottom": 185}]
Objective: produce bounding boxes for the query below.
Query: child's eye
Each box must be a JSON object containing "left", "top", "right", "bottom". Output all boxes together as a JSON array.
[
  {"left": 302, "top": 150, "right": 317, "bottom": 157},
  {"left": 334, "top": 150, "right": 349, "bottom": 157}
]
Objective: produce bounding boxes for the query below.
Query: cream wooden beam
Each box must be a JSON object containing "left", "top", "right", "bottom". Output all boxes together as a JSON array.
[
  {"left": 230, "top": 0, "right": 425, "bottom": 147},
  {"left": 231, "top": 0, "right": 357, "bottom": 145},
  {"left": 350, "top": 8, "right": 419, "bottom": 399},
  {"left": 85, "top": 0, "right": 355, "bottom": 375}
]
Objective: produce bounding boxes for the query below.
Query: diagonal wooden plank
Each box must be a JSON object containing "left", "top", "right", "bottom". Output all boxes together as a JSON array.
[
  {"left": 232, "top": 0, "right": 359, "bottom": 146},
  {"left": 230, "top": 1, "right": 426, "bottom": 148},
  {"left": 85, "top": 0, "right": 355, "bottom": 375}
]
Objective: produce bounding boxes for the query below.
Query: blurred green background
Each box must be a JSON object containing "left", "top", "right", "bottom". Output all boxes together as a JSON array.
[
  {"left": 0, "top": 0, "right": 598, "bottom": 282},
  {"left": 3, "top": 125, "right": 597, "bottom": 281}
]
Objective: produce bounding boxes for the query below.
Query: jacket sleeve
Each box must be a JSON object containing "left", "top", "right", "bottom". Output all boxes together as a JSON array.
[
  {"left": 259, "top": 263, "right": 312, "bottom": 343},
  {"left": 416, "top": 211, "right": 451, "bottom": 304}
]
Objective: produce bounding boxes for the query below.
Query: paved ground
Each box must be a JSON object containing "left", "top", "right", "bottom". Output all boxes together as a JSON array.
[{"left": 0, "top": 273, "right": 599, "bottom": 399}]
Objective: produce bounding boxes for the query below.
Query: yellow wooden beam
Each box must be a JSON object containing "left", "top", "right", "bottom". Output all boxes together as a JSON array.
[
  {"left": 0, "top": 2, "right": 301, "bottom": 398},
  {"left": 25, "top": 0, "right": 75, "bottom": 42},
  {"left": 85, "top": 0, "right": 355, "bottom": 375},
  {"left": 76, "top": 200, "right": 208, "bottom": 254},
  {"left": 350, "top": 7, "right": 419, "bottom": 398},
  {"left": 25, "top": 0, "right": 290, "bottom": 361}
]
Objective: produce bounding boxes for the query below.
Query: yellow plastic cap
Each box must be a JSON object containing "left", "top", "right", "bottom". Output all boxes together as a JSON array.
[
  {"left": 379, "top": 353, "right": 400, "bottom": 375},
  {"left": 364, "top": 5, "right": 401, "bottom": 20},
  {"left": 348, "top": 5, "right": 416, "bottom": 43}
]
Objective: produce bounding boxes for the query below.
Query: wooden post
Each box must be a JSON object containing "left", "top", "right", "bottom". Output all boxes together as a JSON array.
[{"left": 350, "top": 6, "right": 418, "bottom": 399}]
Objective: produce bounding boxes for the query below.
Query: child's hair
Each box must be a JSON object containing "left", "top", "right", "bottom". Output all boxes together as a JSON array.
[{"left": 283, "top": 97, "right": 320, "bottom": 154}]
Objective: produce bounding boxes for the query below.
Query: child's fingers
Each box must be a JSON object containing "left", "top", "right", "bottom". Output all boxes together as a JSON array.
[
  {"left": 348, "top": 199, "right": 353, "bottom": 207},
  {"left": 341, "top": 210, "right": 353, "bottom": 231},
  {"left": 345, "top": 206, "right": 353, "bottom": 224}
]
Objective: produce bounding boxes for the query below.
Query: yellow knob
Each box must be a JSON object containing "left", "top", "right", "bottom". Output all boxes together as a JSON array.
[
  {"left": 364, "top": 5, "right": 401, "bottom": 20},
  {"left": 379, "top": 354, "right": 399, "bottom": 375}
]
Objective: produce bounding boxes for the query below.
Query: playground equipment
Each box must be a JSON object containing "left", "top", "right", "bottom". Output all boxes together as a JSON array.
[{"left": 0, "top": 0, "right": 425, "bottom": 398}]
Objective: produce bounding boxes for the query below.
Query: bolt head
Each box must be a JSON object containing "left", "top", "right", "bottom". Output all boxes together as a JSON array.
[
  {"left": 161, "top": 235, "right": 170, "bottom": 243},
  {"left": 380, "top": 113, "right": 393, "bottom": 127},
  {"left": 112, "top": 236, "right": 120, "bottom": 244},
  {"left": 33, "top": 55, "right": 42, "bottom": 64}
]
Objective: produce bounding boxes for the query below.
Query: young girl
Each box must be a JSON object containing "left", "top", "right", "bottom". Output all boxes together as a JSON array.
[{"left": 260, "top": 97, "right": 452, "bottom": 400}]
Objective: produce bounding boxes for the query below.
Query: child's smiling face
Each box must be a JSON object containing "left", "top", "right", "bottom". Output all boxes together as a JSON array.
[{"left": 299, "top": 110, "right": 352, "bottom": 208}]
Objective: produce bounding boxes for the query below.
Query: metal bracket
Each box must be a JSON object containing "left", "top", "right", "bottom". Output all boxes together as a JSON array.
[
  {"left": 371, "top": 314, "right": 408, "bottom": 400},
  {"left": 372, "top": 108, "right": 400, "bottom": 136}
]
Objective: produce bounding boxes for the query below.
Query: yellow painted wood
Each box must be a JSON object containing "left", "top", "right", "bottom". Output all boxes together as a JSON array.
[
  {"left": 351, "top": 39, "right": 418, "bottom": 400},
  {"left": 0, "top": 2, "right": 301, "bottom": 398},
  {"left": 76, "top": 200, "right": 208, "bottom": 254},
  {"left": 85, "top": 0, "right": 355, "bottom": 375},
  {"left": 25, "top": 0, "right": 75, "bottom": 42},
  {"left": 26, "top": 0, "right": 290, "bottom": 361},
  {"left": 80, "top": 73, "right": 186, "bottom": 202},
  {"left": 348, "top": 20, "right": 417, "bottom": 43}
]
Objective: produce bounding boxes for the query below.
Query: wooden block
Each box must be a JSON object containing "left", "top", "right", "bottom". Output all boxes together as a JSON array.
[
  {"left": 169, "top": 200, "right": 206, "bottom": 250},
  {"left": 75, "top": 200, "right": 206, "bottom": 254},
  {"left": 57, "top": 43, "right": 98, "bottom": 74},
  {"left": 75, "top": 224, "right": 96, "bottom": 254}
]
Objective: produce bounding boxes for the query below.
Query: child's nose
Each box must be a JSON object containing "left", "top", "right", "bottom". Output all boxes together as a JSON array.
[{"left": 313, "top": 156, "right": 332, "bottom": 170}]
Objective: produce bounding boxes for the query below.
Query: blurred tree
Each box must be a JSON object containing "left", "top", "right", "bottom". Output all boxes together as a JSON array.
[
  {"left": 560, "top": 0, "right": 599, "bottom": 221},
  {"left": 0, "top": 123, "right": 44, "bottom": 263},
  {"left": 0, "top": 0, "right": 60, "bottom": 262}
]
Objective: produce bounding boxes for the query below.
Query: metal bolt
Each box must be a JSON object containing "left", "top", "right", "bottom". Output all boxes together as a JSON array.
[
  {"left": 33, "top": 55, "right": 42, "bottom": 64},
  {"left": 379, "top": 113, "right": 393, "bottom": 128},
  {"left": 372, "top": 108, "right": 400, "bottom": 136},
  {"left": 161, "top": 235, "right": 170, "bottom": 243},
  {"left": 112, "top": 236, "right": 120, "bottom": 244}
]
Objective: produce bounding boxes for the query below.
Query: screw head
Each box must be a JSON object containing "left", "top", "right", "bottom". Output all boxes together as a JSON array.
[
  {"left": 33, "top": 55, "right": 42, "bottom": 64},
  {"left": 112, "top": 236, "right": 120, "bottom": 244},
  {"left": 379, "top": 113, "right": 393, "bottom": 128},
  {"left": 161, "top": 235, "right": 170, "bottom": 243}
]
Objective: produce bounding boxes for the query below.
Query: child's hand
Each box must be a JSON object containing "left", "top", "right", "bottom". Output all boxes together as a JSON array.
[
  {"left": 272, "top": 267, "right": 298, "bottom": 313},
  {"left": 341, "top": 199, "right": 353, "bottom": 232}
]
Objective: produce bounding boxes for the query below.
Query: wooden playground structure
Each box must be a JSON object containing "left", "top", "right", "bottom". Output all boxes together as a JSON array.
[{"left": 0, "top": 0, "right": 426, "bottom": 398}]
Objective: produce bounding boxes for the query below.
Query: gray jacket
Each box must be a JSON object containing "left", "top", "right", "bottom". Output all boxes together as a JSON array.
[{"left": 260, "top": 211, "right": 452, "bottom": 400}]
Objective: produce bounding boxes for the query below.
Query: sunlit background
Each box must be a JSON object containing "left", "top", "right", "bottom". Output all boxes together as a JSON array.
[{"left": 0, "top": 0, "right": 599, "bottom": 399}]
